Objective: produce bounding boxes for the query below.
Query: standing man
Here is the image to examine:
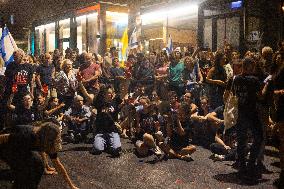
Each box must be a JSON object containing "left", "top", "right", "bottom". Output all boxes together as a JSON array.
[
  {"left": 5, "top": 49, "right": 34, "bottom": 106},
  {"left": 36, "top": 53, "right": 55, "bottom": 94},
  {"left": 224, "top": 58, "right": 265, "bottom": 182},
  {"left": 79, "top": 53, "right": 101, "bottom": 92}
]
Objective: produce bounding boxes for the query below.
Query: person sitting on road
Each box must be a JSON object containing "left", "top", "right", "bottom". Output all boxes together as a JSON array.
[
  {"left": 45, "top": 94, "right": 65, "bottom": 131},
  {"left": 7, "top": 91, "right": 36, "bottom": 126},
  {"left": 134, "top": 96, "right": 164, "bottom": 158},
  {"left": 191, "top": 96, "right": 213, "bottom": 143},
  {"left": 206, "top": 105, "right": 237, "bottom": 161},
  {"left": 64, "top": 95, "right": 91, "bottom": 143},
  {"left": 159, "top": 102, "right": 196, "bottom": 161},
  {"left": 182, "top": 92, "right": 198, "bottom": 115},
  {"left": 91, "top": 86, "right": 122, "bottom": 157}
]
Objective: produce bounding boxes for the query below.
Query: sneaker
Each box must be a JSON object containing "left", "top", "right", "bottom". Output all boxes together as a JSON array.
[
  {"left": 180, "top": 155, "right": 194, "bottom": 162},
  {"left": 89, "top": 149, "right": 102, "bottom": 155},
  {"left": 152, "top": 146, "right": 163, "bottom": 156},
  {"left": 213, "top": 154, "right": 225, "bottom": 161}
]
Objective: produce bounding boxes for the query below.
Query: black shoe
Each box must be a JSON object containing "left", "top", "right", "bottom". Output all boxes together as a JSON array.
[
  {"left": 110, "top": 149, "right": 121, "bottom": 158},
  {"left": 90, "top": 149, "right": 102, "bottom": 155}
]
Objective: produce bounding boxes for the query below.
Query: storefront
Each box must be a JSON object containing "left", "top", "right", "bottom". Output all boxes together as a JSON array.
[
  {"left": 139, "top": 1, "right": 200, "bottom": 53},
  {"left": 32, "top": 2, "right": 128, "bottom": 56},
  {"left": 198, "top": 0, "right": 283, "bottom": 53}
]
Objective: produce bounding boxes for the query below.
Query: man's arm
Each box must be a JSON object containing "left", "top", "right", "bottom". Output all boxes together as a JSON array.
[{"left": 7, "top": 94, "right": 15, "bottom": 110}]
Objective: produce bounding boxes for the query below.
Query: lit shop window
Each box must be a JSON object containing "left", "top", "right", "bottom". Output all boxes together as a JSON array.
[
  {"left": 87, "top": 13, "right": 99, "bottom": 54},
  {"left": 35, "top": 22, "right": 55, "bottom": 54},
  {"left": 35, "top": 25, "right": 45, "bottom": 54},
  {"left": 106, "top": 11, "right": 128, "bottom": 52},
  {"left": 76, "top": 15, "right": 87, "bottom": 53},
  {"left": 59, "top": 18, "right": 70, "bottom": 51},
  {"left": 45, "top": 22, "right": 56, "bottom": 53}
]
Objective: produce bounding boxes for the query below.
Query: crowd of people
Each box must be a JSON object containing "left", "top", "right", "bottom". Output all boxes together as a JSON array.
[{"left": 0, "top": 41, "right": 283, "bottom": 189}]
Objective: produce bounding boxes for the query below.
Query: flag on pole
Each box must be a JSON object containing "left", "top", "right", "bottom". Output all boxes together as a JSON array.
[
  {"left": 120, "top": 27, "right": 128, "bottom": 67},
  {"left": 129, "top": 27, "right": 138, "bottom": 49},
  {"left": 166, "top": 34, "right": 173, "bottom": 55},
  {"left": 0, "top": 26, "right": 18, "bottom": 66}
]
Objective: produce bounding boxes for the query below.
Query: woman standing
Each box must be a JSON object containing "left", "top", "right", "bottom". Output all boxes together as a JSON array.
[
  {"left": 206, "top": 52, "right": 227, "bottom": 109},
  {"left": 54, "top": 59, "right": 78, "bottom": 110}
]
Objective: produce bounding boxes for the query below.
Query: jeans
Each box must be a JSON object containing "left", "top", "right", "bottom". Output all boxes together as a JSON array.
[
  {"left": 93, "top": 132, "right": 121, "bottom": 152},
  {"left": 236, "top": 113, "right": 264, "bottom": 168}
]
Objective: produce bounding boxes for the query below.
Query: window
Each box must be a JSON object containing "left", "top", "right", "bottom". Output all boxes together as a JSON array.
[
  {"left": 87, "top": 13, "right": 99, "bottom": 54},
  {"left": 76, "top": 15, "right": 87, "bottom": 53},
  {"left": 59, "top": 18, "right": 70, "bottom": 52}
]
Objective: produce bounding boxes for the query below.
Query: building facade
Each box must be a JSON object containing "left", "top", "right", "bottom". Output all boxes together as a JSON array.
[{"left": 30, "top": 0, "right": 284, "bottom": 56}]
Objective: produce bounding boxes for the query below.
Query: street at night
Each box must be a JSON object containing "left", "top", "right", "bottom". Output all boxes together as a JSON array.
[
  {"left": 0, "top": 137, "right": 280, "bottom": 189},
  {"left": 1, "top": 0, "right": 284, "bottom": 189}
]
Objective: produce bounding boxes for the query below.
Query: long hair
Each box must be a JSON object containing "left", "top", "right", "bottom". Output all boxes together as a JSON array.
[
  {"left": 213, "top": 51, "right": 226, "bottom": 80},
  {"left": 38, "top": 122, "right": 62, "bottom": 153}
]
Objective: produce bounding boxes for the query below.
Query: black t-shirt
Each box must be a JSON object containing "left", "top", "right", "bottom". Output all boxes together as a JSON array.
[
  {"left": 137, "top": 110, "right": 158, "bottom": 136},
  {"left": 36, "top": 64, "right": 54, "bottom": 86},
  {"left": 170, "top": 118, "right": 193, "bottom": 150},
  {"left": 226, "top": 75, "right": 261, "bottom": 115},
  {"left": 5, "top": 62, "right": 33, "bottom": 94},
  {"left": 14, "top": 107, "right": 35, "bottom": 125},
  {"left": 95, "top": 97, "right": 122, "bottom": 133}
]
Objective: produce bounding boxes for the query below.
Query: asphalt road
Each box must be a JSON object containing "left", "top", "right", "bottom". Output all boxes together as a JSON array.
[{"left": 0, "top": 138, "right": 280, "bottom": 189}]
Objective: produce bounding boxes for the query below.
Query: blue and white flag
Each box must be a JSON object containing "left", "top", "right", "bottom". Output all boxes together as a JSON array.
[
  {"left": 166, "top": 35, "right": 173, "bottom": 54},
  {"left": 129, "top": 27, "right": 138, "bottom": 49},
  {"left": 0, "top": 26, "right": 18, "bottom": 66}
]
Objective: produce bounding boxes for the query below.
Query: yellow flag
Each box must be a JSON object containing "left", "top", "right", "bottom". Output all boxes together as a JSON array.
[{"left": 120, "top": 27, "right": 128, "bottom": 67}]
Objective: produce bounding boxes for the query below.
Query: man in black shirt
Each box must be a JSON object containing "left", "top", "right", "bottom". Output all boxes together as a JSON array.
[
  {"left": 5, "top": 49, "right": 34, "bottom": 106},
  {"left": 224, "top": 58, "right": 264, "bottom": 181}
]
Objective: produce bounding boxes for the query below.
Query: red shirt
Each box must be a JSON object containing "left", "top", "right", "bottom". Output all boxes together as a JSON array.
[{"left": 79, "top": 63, "right": 100, "bottom": 80}]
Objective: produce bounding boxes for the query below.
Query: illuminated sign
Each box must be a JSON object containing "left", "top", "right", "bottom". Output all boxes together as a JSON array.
[{"left": 230, "top": 1, "right": 242, "bottom": 9}]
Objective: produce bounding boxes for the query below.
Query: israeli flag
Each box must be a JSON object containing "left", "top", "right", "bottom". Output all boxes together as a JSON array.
[
  {"left": 166, "top": 35, "right": 173, "bottom": 54},
  {"left": 129, "top": 27, "right": 138, "bottom": 49},
  {"left": 0, "top": 26, "right": 18, "bottom": 66}
]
